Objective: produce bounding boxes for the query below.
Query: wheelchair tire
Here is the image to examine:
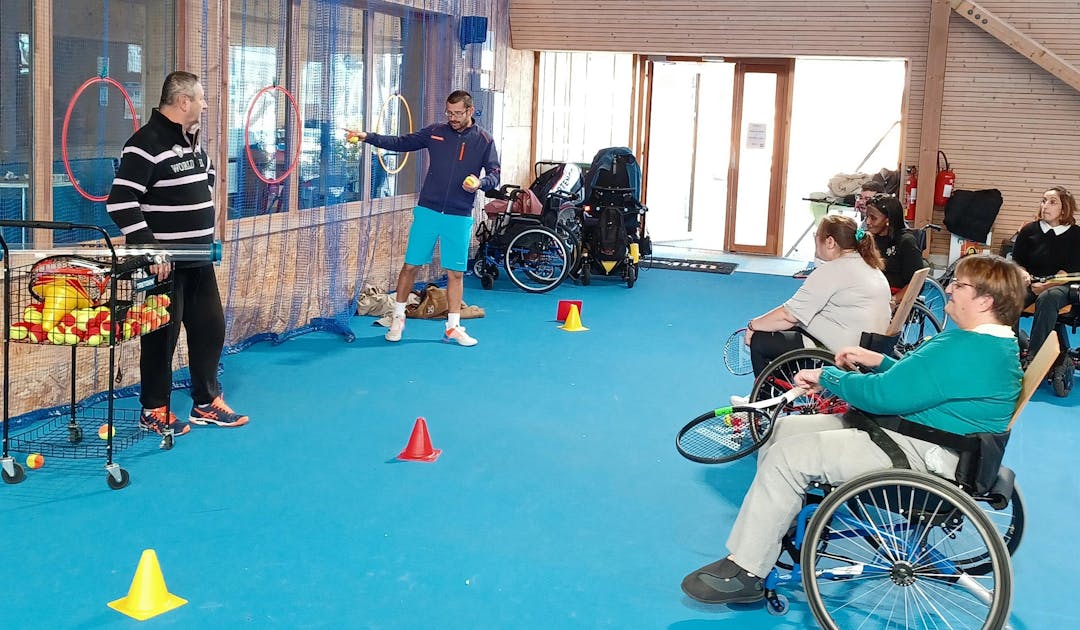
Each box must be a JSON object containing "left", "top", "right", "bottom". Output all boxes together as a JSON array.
[
  {"left": 896, "top": 301, "right": 943, "bottom": 356},
  {"left": 480, "top": 273, "right": 494, "bottom": 290},
  {"left": 919, "top": 277, "right": 949, "bottom": 328},
  {"left": 802, "top": 469, "right": 1012, "bottom": 630},
  {"left": 626, "top": 263, "right": 637, "bottom": 288},
  {"left": 1052, "top": 356, "right": 1074, "bottom": 398},
  {"left": 749, "top": 348, "right": 845, "bottom": 417},
  {"left": 581, "top": 262, "right": 591, "bottom": 286},
  {"left": 504, "top": 227, "right": 568, "bottom": 293}
]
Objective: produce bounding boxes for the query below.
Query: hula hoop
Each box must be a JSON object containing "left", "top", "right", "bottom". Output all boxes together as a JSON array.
[
  {"left": 61, "top": 77, "right": 140, "bottom": 202},
  {"left": 373, "top": 94, "right": 414, "bottom": 175},
  {"left": 244, "top": 85, "right": 302, "bottom": 185}
]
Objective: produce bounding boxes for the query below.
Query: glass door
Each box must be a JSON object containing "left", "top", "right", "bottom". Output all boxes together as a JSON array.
[
  {"left": 725, "top": 61, "right": 793, "bottom": 254},
  {"left": 643, "top": 60, "right": 733, "bottom": 250}
]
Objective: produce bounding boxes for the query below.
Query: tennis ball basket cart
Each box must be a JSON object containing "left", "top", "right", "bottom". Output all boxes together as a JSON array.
[{"left": 0, "top": 219, "right": 219, "bottom": 490}]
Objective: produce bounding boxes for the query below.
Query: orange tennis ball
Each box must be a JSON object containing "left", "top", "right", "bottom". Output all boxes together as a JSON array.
[
  {"left": 26, "top": 453, "right": 44, "bottom": 469},
  {"left": 463, "top": 175, "right": 480, "bottom": 188},
  {"left": 97, "top": 424, "right": 115, "bottom": 440}
]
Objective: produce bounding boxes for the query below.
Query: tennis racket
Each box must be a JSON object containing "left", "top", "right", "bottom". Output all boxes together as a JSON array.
[
  {"left": 676, "top": 387, "right": 806, "bottom": 464},
  {"left": 723, "top": 328, "right": 752, "bottom": 376},
  {"left": 1031, "top": 272, "right": 1080, "bottom": 287}
]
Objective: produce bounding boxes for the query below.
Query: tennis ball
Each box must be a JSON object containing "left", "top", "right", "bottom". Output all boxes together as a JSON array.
[
  {"left": 9, "top": 323, "right": 29, "bottom": 340},
  {"left": 85, "top": 333, "right": 102, "bottom": 347},
  {"left": 24, "top": 305, "right": 44, "bottom": 325},
  {"left": 97, "top": 424, "right": 115, "bottom": 440},
  {"left": 463, "top": 175, "right": 480, "bottom": 188},
  {"left": 26, "top": 453, "right": 44, "bottom": 469}
]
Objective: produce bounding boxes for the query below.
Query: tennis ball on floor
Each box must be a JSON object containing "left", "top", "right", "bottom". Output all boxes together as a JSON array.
[
  {"left": 98, "top": 424, "right": 115, "bottom": 440},
  {"left": 463, "top": 175, "right": 480, "bottom": 189},
  {"left": 26, "top": 453, "right": 44, "bottom": 469}
]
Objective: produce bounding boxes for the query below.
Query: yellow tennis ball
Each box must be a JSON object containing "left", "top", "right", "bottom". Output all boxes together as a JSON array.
[
  {"left": 97, "top": 424, "right": 115, "bottom": 440},
  {"left": 463, "top": 175, "right": 480, "bottom": 188},
  {"left": 26, "top": 453, "right": 44, "bottom": 469}
]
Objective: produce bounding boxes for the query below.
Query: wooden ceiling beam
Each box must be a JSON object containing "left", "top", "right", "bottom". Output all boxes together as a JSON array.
[{"left": 950, "top": 0, "right": 1080, "bottom": 94}]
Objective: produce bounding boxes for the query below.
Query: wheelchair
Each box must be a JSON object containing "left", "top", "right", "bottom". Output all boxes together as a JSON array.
[
  {"left": 718, "top": 336, "right": 1062, "bottom": 628},
  {"left": 558, "top": 147, "right": 650, "bottom": 288},
  {"left": 1019, "top": 284, "right": 1079, "bottom": 397},
  {"left": 471, "top": 185, "right": 570, "bottom": 294}
]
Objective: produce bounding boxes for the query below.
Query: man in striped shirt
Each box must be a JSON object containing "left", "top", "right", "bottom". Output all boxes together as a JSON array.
[{"left": 107, "top": 71, "right": 249, "bottom": 435}]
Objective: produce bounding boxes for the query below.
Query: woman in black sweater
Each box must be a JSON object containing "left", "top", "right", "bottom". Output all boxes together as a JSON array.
[
  {"left": 1010, "top": 186, "right": 1080, "bottom": 359},
  {"left": 864, "top": 194, "right": 926, "bottom": 306}
]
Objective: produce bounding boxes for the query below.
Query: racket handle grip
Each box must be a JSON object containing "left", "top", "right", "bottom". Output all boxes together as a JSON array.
[{"left": 113, "top": 254, "right": 153, "bottom": 275}]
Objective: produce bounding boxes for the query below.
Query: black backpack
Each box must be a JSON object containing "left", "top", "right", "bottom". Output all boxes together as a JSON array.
[{"left": 597, "top": 206, "right": 627, "bottom": 254}]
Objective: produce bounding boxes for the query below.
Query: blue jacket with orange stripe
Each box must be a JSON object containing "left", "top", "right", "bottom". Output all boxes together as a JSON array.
[{"left": 364, "top": 120, "right": 500, "bottom": 217}]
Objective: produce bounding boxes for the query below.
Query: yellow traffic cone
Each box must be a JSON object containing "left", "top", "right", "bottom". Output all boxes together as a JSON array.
[
  {"left": 108, "top": 549, "right": 188, "bottom": 621},
  {"left": 559, "top": 304, "right": 589, "bottom": 332}
]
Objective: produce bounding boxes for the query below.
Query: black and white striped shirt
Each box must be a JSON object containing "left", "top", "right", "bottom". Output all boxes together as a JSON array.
[{"left": 106, "top": 109, "right": 216, "bottom": 249}]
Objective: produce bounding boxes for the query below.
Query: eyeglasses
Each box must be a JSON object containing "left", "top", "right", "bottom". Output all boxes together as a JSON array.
[
  {"left": 948, "top": 280, "right": 979, "bottom": 292},
  {"left": 444, "top": 108, "right": 471, "bottom": 119}
]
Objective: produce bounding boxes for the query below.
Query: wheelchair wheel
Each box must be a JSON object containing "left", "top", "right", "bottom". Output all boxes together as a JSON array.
[
  {"left": 895, "top": 301, "right": 943, "bottom": 355},
  {"left": 959, "top": 483, "right": 1025, "bottom": 575},
  {"left": 803, "top": 469, "right": 1012, "bottom": 630},
  {"left": 1052, "top": 355, "right": 1074, "bottom": 397},
  {"left": 504, "top": 227, "right": 568, "bottom": 293},
  {"left": 919, "top": 277, "right": 949, "bottom": 327},
  {"left": 749, "top": 348, "right": 847, "bottom": 417},
  {"left": 625, "top": 262, "right": 637, "bottom": 288}
]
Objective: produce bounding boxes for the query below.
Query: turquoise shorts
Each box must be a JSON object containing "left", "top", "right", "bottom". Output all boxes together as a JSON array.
[{"left": 404, "top": 205, "right": 475, "bottom": 272}]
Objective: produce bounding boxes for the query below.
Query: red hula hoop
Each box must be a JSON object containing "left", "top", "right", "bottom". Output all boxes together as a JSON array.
[
  {"left": 244, "top": 85, "right": 302, "bottom": 185},
  {"left": 62, "top": 76, "right": 140, "bottom": 202}
]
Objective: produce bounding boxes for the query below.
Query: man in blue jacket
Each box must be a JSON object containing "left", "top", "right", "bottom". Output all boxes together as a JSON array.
[{"left": 357, "top": 90, "right": 500, "bottom": 346}]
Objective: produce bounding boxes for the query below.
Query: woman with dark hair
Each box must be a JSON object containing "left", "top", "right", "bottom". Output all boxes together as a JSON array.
[
  {"left": 742, "top": 215, "right": 891, "bottom": 378},
  {"left": 1011, "top": 185, "right": 1080, "bottom": 359},
  {"left": 864, "top": 194, "right": 926, "bottom": 305}
]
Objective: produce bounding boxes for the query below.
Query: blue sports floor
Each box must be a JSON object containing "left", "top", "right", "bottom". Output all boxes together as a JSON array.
[{"left": 2, "top": 267, "right": 1078, "bottom": 628}]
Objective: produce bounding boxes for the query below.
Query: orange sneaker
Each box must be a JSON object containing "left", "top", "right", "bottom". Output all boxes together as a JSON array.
[
  {"left": 140, "top": 406, "right": 190, "bottom": 436},
  {"left": 189, "top": 397, "right": 250, "bottom": 427}
]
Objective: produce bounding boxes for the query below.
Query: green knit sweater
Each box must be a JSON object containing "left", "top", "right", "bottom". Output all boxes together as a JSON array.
[{"left": 819, "top": 329, "right": 1022, "bottom": 435}]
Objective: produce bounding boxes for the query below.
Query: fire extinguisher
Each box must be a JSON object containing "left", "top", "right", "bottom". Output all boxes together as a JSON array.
[
  {"left": 904, "top": 166, "right": 918, "bottom": 221},
  {"left": 935, "top": 150, "right": 956, "bottom": 206}
]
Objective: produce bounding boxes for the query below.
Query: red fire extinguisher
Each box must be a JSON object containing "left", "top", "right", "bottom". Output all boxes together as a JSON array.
[
  {"left": 935, "top": 150, "right": 956, "bottom": 206},
  {"left": 904, "top": 166, "right": 918, "bottom": 221}
]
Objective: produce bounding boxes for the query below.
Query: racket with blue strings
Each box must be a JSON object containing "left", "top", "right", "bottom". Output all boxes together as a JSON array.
[
  {"left": 676, "top": 387, "right": 807, "bottom": 464},
  {"left": 723, "top": 328, "right": 753, "bottom": 376}
]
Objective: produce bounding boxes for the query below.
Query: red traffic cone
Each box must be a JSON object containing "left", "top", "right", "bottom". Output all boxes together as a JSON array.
[{"left": 398, "top": 417, "right": 442, "bottom": 462}]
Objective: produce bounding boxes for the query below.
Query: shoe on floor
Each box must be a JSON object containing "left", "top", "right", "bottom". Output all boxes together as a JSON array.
[
  {"left": 443, "top": 325, "right": 477, "bottom": 346},
  {"left": 385, "top": 315, "right": 406, "bottom": 342},
  {"left": 189, "top": 396, "right": 250, "bottom": 427},
  {"left": 730, "top": 395, "right": 750, "bottom": 407},
  {"left": 140, "top": 406, "right": 190, "bottom": 436},
  {"left": 681, "top": 557, "right": 765, "bottom": 604}
]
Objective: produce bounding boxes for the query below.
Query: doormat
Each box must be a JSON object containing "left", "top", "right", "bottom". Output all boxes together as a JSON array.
[{"left": 644, "top": 258, "right": 737, "bottom": 275}]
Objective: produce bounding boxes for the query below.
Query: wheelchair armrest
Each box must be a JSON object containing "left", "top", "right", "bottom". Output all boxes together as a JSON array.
[{"left": 974, "top": 465, "right": 1015, "bottom": 511}]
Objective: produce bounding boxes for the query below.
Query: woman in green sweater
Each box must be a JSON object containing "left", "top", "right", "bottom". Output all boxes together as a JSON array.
[{"left": 681, "top": 253, "right": 1026, "bottom": 605}]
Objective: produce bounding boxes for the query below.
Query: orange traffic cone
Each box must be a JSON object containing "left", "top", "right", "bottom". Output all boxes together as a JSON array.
[
  {"left": 559, "top": 304, "right": 588, "bottom": 332},
  {"left": 398, "top": 417, "right": 442, "bottom": 462},
  {"left": 107, "top": 549, "right": 188, "bottom": 621}
]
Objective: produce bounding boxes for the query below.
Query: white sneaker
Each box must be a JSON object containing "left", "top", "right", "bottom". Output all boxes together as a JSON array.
[
  {"left": 442, "top": 325, "right": 477, "bottom": 347},
  {"left": 385, "top": 316, "right": 405, "bottom": 342},
  {"left": 730, "top": 395, "right": 749, "bottom": 407}
]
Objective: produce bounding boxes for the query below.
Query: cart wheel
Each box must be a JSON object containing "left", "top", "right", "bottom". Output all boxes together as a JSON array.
[
  {"left": 160, "top": 433, "right": 175, "bottom": 450},
  {"left": 68, "top": 425, "right": 83, "bottom": 444},
  {"left": 626, "top": 263, "right": 637, "bottom": 288},
  {"left": 2, "top": 462, "right": 26, "bottom": 484},
  {"left": 106, "top": 467, "right": 130, "bottom": 490},
  {"left": 481, "top": 273, "right": 495, "bottom": 290}
]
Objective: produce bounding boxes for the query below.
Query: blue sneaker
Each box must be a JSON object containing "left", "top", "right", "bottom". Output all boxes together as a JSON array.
[
  {"left": 140, "top": 406, "right": 190, "bottom": 436},
  {"left": 189, "top": 397, "right": 250, "bottom": 427}
]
